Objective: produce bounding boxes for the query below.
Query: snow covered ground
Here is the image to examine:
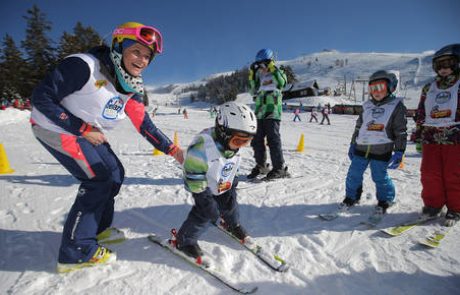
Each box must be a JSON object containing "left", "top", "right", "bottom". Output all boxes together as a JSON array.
[{"left": 0, "top": 105, "right": 459, "bottom": 295}]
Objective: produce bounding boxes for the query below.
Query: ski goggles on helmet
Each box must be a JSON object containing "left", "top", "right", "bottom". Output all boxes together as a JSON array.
[
  {"left": 229, "top": 132, "right": 253, "bottom": 148},
  {"left": 368, "top": 80, "right": 388, "bottom": 96},
  {"left": 433, "top": 56, "right": 458, "bottom": 71},
  {"left": 113, "top": 26, "right": 163, "bottom": 53}
]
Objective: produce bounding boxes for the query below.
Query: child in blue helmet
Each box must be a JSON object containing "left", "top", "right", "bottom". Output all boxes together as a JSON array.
[
  {"left": 247, "top": 48, "right": 289, "bottom": 180},
  {"left": 340, "top": 70, "right": 407, "bottom": 217}
]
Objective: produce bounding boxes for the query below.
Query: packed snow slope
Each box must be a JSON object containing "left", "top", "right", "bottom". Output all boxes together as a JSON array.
[
  {"left": 149, "top": 50, "right": 436, "bottom": 109},
  {"left": 0, "top": 107, "right": 459, "bottom": 295}
]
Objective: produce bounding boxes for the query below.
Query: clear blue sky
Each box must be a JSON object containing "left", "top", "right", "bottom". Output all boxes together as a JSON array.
[{"left": 1, "top": 0, "right": 459, "bottom": 86}]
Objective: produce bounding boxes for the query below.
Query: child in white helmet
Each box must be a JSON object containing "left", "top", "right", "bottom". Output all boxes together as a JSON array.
[{"left": 175, "top": 102, "right": 257, "bottom": 259}]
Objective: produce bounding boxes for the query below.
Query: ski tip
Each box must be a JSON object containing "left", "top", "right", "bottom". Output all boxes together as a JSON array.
[
  {"left": 276, "top": 263, "right": 290, "bottom": 272},
  {"left": 318, "top": 214, "right": 337, "bottom": 221},
  {"left": 418, "top": 240, "right": 439, "bottom": 248},
  {"left": 241, "top": 286, "right": 258, "bottom": 294},
  {"left": 380, "top": 229, "right": 398, "bottom": 236}
]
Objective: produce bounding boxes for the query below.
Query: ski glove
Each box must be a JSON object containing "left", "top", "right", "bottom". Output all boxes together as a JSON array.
[
  {"left": 388, "top": 151, "right": 404, "bottom": 169},
  {"left": 267, "top": 60, "right": 276, "bottom": 73},
  {"left": 348, "top": 144, "right": 356, "bottom": 161},
  {"left": 415, "top": 142, "right": 422, "bottom": 153}
]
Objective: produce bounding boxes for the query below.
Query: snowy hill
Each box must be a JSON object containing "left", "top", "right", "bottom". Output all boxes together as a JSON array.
[
  {"left": 148, "top": 50, "right": 436, "bottom": 109},
  {"left": 1, "top": 106, "right": 459, "bottom": 295}
]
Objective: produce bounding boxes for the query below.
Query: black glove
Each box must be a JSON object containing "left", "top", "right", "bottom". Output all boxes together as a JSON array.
[{"left": 250, "top": 62, "right": 259, "bottom": 71}]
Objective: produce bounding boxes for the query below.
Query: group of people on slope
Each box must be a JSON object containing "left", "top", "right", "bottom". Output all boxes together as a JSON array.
[
  {"left": 28, "top": 19, "right": 460, "bottom": 272},
  {"left": 294, "top": 104, "right": 331, "bottom": 125}
]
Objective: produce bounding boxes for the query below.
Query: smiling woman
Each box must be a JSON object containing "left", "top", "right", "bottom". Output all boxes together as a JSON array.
[{"left": 28, "top": 21, "right": 184, "bottom": 273}]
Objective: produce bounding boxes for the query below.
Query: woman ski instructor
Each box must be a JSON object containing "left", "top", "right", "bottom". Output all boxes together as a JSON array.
[{"left": 30, "top": 22, "right": 184, "bottom": 273}]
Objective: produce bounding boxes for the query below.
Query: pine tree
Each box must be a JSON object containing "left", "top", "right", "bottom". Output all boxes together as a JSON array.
[
  {"left": 0, "top": 34, "right": 30, "bottom": 103},
  {"left": 57, "top": 22, "right": 102, "bottom": 60},
  {"left": 21, "top": 5, "right": 55, "bottom": 95}
]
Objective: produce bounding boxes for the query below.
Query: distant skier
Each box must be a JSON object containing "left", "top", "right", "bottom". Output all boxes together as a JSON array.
[
  {"left": 30, "top": 22, "right": 184, "bottom": 273},
  {"left": 183, "top": 108, "right": 188, "bottom": 119},
  {"left": 293, "top": 107, "right": 301, "bottom": 122},
  {"left": 175, "top": 102, "right": 257, "bottom": 259},
  {"left": 247, "top": 48, "right": 289, "bottom": 180},
  {"left": 320, "top": 105, "right": 331, "bottom": 125},
  {"left": 340, "top": 70, "right": 407, "bottom": 218},
  {"left": 415, "top": 43, "right": 460, "bottom": 226},
  {"left": 309, "top": 107, "right": 318, "bottom": 122}
]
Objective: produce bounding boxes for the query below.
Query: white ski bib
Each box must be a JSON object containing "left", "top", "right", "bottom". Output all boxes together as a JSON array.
[
  {"left": 356, "top": 97, "right": 402, "bottom": 145},
  {"left": 423, "top": 79, "right": 460, "bottom": 127},
  {"left": 201, "top": 130, "right": 241, "bottom": 196},
  {"left": 31, "top": 53, "right": 132, "bottom": 134},
  {"left": 258, "top": 72, "right": 277, "bottom": 92}
]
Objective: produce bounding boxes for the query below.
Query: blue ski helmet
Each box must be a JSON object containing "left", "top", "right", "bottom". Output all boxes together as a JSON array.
[{"left": 255, "top": 48, "right": 274, "bottom": 62}]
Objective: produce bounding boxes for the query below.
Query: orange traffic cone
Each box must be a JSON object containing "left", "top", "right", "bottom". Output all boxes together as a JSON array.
[{"left": 0, "top": 143, "right": 14, "bottom": 174}]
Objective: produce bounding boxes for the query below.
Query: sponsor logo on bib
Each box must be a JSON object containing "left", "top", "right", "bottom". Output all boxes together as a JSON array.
[
  {"left": 102, "top": 96, "right": 124, "bottom": 120},
  {"left": 221, "top": 162, "right": 234, "bottom": 177},
  {"left": 371, "top": 107, "right": 385, "bottom": 119},
  {"left": 435, "top": 91, "right": 451, "bottom": 104}
]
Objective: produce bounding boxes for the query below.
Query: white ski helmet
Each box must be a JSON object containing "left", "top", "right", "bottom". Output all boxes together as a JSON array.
[{"left": 215, "top": 102, "right": 257, "bottom": 147}]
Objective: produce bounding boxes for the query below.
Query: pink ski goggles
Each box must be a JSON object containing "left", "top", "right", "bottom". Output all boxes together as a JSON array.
[{"left": 113, "top": 26, "right": 163, "bottom": 53}]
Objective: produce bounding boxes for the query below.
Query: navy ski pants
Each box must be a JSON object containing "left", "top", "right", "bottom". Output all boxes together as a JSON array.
[
  {"left": 251, "top": 119, "right": 285, "bottom": 170},
  {"left": 177, "top": 178, "right": 240, "bottom": 247},
  {"left": 32, "top": 125, "right": 124, "bottom": 263}
]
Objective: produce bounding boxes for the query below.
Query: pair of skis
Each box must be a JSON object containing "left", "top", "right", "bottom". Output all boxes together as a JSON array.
[
  {"left": 148, "top": 226, "right": 288, "bottom": 294},
  {"left": 319, "top": 206, "right": 455, "bottom": 247},
  {"left": 381, "top": 216, "right": 454, "bottom": 248}
]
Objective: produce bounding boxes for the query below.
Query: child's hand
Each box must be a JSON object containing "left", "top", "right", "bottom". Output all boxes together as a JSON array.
[
  {"left": 82, "top": 125, "right": 107, "bottom": 146},
  {"left": 388, "top": 151, "right": 404, "bottom": 169}
]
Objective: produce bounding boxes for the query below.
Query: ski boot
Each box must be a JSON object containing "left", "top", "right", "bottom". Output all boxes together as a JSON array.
[
  {"left": 340, "top": 196, "right": 360, "bottom": 209},
  {"left": 177, "top": 243, "right": 203, "bottom": 259},
  {"left": 265, "top": 166, "right": 290, "bottom": 180},
  {"left": 444, "top": 211, "right": 460, "bottom": 227},
  {"left": 228, "top": 224, "right": 248, "bottom": 242},
  {"left": 57, "top": 246, "right": 116, "bottom": 273},
  {"left": 421, "top": 206, "right": 442, "bottom": 219},
  {"left": 247, "top": 163, "right": 270, "bottom": 180}
]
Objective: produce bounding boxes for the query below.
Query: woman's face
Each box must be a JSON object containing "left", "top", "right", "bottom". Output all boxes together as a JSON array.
[{"left": 122, "top": 43, "right": 152, "bottom": 77}]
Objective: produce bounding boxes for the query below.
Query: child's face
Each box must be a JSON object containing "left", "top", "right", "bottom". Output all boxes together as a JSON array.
[
  {"left": 437, "top": 67, "right": 453, "bottom": 77},
  {"left": 122, "top": 43, "right": 152, "bottom": 77},
  {"left": 369, "top": 80, "right": 388, "bottom": 101},
  {"left": 434, "top": 56, "right": 456, "bottom": 77}
]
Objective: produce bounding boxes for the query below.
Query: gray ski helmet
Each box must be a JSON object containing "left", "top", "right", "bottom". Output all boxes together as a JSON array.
[
  {"left": 369, "top": 70, "right": 398, "bottom": 94},
  {"left": 432, "top": 43, "right": 460, "bottom": 72}
]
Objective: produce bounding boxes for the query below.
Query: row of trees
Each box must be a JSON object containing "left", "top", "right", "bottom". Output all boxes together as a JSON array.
[
  {"left": 0, "top": 5, "right": 102, "bottom": 103},
  {"left": 187, "top": 65, "right": 297, "bottom": 104},
  {"left": 1, "top": 5, "right": 297, "bottom": 107}
]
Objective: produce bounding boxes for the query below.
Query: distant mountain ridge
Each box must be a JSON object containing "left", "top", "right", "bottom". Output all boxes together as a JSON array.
[{"left": 149, "top": 50, "right": 437, "bottom": 108}]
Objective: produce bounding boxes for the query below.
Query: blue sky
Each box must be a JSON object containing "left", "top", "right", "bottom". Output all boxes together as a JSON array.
[{"left": 1, "top": 0, "right": 459, "bottom": 86}]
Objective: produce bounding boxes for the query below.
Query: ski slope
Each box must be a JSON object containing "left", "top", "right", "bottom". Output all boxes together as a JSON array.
[{"left": 0, "top": 105, "right": 459, "bottom": 295}]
